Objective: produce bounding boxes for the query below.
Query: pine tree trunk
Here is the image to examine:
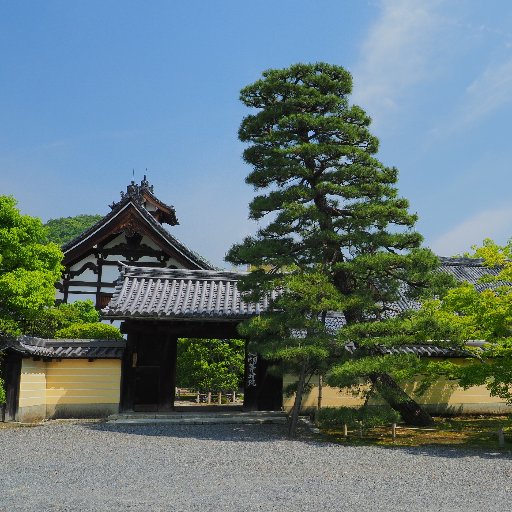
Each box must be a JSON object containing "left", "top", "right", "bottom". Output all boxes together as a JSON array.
[
  {"left": 288, "top": 360, "right": 307, "bottom": 438},
  {"left": 369, "top": 372, "right": 434, "bottom": 427}
]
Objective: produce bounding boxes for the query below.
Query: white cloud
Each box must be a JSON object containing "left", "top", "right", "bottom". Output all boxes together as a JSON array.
[
  {"left": 427, "top": 56, "right": 512, "bottom": 142},
  {"left": 430, "top": 205, "right": 512, "bottom": 256},
  {"left": 460, "top": 57, "right": 512, "bottom": 125},
  {"left": 352, "top": 0, "right": 443, "bottom": 124}
]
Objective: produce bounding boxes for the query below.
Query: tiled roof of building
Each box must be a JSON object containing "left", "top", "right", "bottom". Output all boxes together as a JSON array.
[
  {"left": 101, "top": 259, "right": 499, "bottom": 359},
  {"left": 438, "top": 257, "right": 508, "bottom": 291},
  {"left": 344, "top": 342, "right": 476, "bottom": 358},
  {"left": 62, "top": 195, "right": 215, "bottom": 270},
  {"left": 104, "top": 267, "right": 278, "bottom": 320},
  {"left": 0, "top": 334, "right": 126, "bottom": 359},
  {"left": 104, "top": 257, "right": 502, "bottom": 320}
]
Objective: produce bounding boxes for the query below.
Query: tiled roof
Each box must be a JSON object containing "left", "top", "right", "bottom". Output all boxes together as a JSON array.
[
  {"left": 343, "top": 341, "right": 478, "bottom": 358},
  {"left": 438, "top": 257, "right": 508, "bottom": 291},
  {"left": 104, "top": 267, "right": 278, "bottom": 320},
  {"left": 102, "top": 259, "right": 499, "bottom": 359},
  {"left": 104, "top": 257, "right": 502, "bottom": 320},
  {"left": 62, "top": 196, "right": 215, "bottom": 270},
  {"left": 0, "top": 334, "right": 126, "bottom": 359}
]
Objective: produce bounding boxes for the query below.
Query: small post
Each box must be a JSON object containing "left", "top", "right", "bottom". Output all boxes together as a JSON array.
[
  {"left": 498, "top": 428, "right": 505, "bottom": 448},
  {"left": 196, "top": 391, "right": 200, "bottom": 403},
  {"left": 343, "top": 423, "right": 348, "bottom": 438},
  {"left": 232, "top": 391, "right": 236, "bottom": 403},
  {"left": 317, "top": 375, "right": 323, "bottom": 410},
  {"left": 176, "top": 387, "right": 180, "bottom": 400},
  {"left": 207, "top": 391, "right": 211, "bottom": 404},
  {"left": 392, "top": 423, "right": 396, "bottom": 442},
  {"left": 218, "top": 392, "right": 222, "bottom": 405}
]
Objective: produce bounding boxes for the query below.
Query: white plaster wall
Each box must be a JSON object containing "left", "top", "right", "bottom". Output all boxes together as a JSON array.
[
  {"left": 68, "top": 285, "right": 97, "bottom": 293},
  {"left": 168, "top": 257, "right": 186, "bottom": 268},
  {"left": 75, "top": 269, "right": 97, "bottom": 282},
  {"left": 101, "top": 264, "right": 122, "bottom": 283},
  {"left": 137, "top": 255, "right": 161, "bottom": 263},
  {"left": 102, "top": 234, "right": 125, "bottom": 249},
  {"left": 140, "top": 235, "right": 160, "bottom": 250},
  {"left": 69, "top": 254, "right": 97, "bottom": 271}
]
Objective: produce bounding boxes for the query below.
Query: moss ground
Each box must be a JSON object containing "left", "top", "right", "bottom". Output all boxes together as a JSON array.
[{"left": 321, "top": 415, "right": 512, "bottom": 450}]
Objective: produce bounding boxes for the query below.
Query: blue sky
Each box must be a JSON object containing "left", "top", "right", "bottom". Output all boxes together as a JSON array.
[{"left": 1, "top": 0, "right": 512, "bottom": 267}]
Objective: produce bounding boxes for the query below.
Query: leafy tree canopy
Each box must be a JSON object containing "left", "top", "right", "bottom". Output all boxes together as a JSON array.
[
  {"left": 22, "top": 298, "right": 122, "bottom": 339},
  {"left": 427, "top": 239, "right": 512, "bottom": 403},
  {"left": 227, "top": 63, "right": 451, "bottom": 319},
  {"left": 23, "top": 299, "right": 100, "bottom": 338},
  {"left": 44, "top": 214, "right": 102, "bottom": 246},
  {"left": 176, "top": 338, "right": 244, "bottom": 392},
  {"left": 356, "top": 238, "right": 512, "bottom": 405},
  {"left": 0, "top": 196, "right": 63, "bottom": 335}
]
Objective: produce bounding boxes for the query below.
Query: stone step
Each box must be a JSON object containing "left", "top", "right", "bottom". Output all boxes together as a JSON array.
[{"left": 107, "top": 410, "right": 288, "bottom": 425}]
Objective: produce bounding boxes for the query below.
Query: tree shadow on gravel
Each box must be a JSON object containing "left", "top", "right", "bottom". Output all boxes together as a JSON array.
[
  {"left": 314, "top": 433, "right": 512, "bottom": 460},
  {"left": 388, "top": 445, "right": 512, "bottom": 460},
  {"left": 84, "top": 421, "right": 321, "bottom": 444}
]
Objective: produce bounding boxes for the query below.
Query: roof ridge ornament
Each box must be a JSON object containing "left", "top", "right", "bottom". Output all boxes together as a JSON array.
[{"left": 109, "top": 176, "right": 178, "bottom": 225}]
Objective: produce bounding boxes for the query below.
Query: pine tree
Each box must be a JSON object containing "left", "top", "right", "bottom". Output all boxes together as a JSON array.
[{"left": 227, "top": 63, "right": 452, "bottom": 433}]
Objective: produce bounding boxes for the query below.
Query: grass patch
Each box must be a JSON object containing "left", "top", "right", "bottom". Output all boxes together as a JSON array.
[
  {"left": 321, "top": 415, "right": 512, "bottom": 450},
  {"left": 0, "top": 422, "right": 42, "bottom": 429}
]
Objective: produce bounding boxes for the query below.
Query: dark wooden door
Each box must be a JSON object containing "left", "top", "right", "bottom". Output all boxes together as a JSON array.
[
  {"left": 133, "top": 339, "right": 161, "bottom": 412},
  {"left": 126, "top": 332, "right": 176, "bottom": 413}
]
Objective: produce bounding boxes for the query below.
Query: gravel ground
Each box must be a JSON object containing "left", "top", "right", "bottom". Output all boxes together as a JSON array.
[{"left": 1, "top": 421, "right": 511, "bottom": 512}]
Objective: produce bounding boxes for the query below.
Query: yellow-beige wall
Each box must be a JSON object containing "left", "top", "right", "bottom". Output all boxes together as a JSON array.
[
  {"left": 400, "top": 376, "right": 510, "bottom": 415},
  {"left": 17, "top": 358, "right": 121, "bottom": 422},
  {"left": 18, "top": 359, "right": 47, "bottom": 422},
  {"left": 283, "top": 373, "right": 366, "bottom": 412},
  {"left": 283, "top": 370, "right": 512, "bottom": 415}
]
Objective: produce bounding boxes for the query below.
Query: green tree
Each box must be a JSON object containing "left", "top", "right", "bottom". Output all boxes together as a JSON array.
[
  {"left": 0, "top": 196, "right": 63, "bottom": 336},
  {"left": 44, "top": 214, "right": 102, "bottom": 246},
  {"left": 326, "top": 301, "right": 470, "bottom": 413},
  {"left": 23, "top": 299, "right": 99, "bottom": 337},
  {"left": 22, "top": 298, "right": 123, "bottom": 340},
  {"left": 351, "top": 238, "right": 512, "bottom": 410},
  {"left": 0, "top": 376, "right": 5, "bottom": 404},
  {"left": 176, "top": 338, "right": 244, "bottom": 393},
  {"left": 226, "top": 63, "right": 452, "bottom": 434},
  {"left": 426, "top": 239, "right": 512, "bottom": 403}
]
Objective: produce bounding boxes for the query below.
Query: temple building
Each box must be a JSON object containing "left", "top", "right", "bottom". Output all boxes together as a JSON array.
[
  {"left": 1, "top": 179, "right": 510, "bottom": 422},
  {"left": 56, "top": 176, "right": 214, "bottom": 309}
]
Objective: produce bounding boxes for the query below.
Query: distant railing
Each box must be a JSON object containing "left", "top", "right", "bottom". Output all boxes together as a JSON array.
[{"left": 175, "top": 388, "right": 241, "bottom": 405}]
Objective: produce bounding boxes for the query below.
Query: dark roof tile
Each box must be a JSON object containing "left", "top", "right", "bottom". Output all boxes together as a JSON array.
[
  {"left": 104, "top": 267, "right": 277, "bottom": 320},
  {"left": 0, "top": 334, "right": 125, "bottom": 359}
]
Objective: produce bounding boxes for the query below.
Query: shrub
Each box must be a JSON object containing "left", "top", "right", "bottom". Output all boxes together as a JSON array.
[
  {"left": 317, "top": 406, "right": 401, "bottom": 429},
  {"left": 318, "top": 407, "right": 360, "bottom": 428},
  {"left": 55, "top": 323, "right": 123, "bottom": 340}
]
